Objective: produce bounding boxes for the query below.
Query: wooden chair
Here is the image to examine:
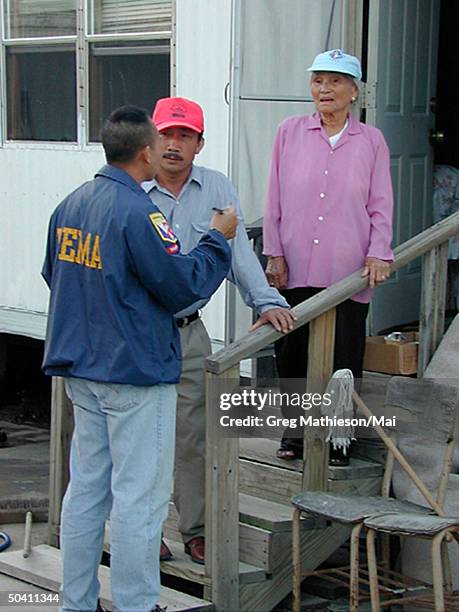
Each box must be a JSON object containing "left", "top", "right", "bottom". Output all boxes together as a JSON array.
[
  {"left": 364, "top": 512, "right": 459, "bottom": 610},
  {"left": 291, "top": 378, "right": 459, "bottom": 612},
  {"left": 362, "top": 379, "right": 459, "bottom": 611}
]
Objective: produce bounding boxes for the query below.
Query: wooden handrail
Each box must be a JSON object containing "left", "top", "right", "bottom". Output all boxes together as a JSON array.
[{"left": 206, "top": 210, "right": 459, "bottom": 375}]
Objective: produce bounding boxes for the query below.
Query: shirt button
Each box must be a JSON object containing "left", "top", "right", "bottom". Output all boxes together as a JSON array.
[
  {"left": 313, "top": 239, "right": 320, "bottom": 244},
  {"left": 320, "top": 193, "right": 325, "bottom": 198},
  {"left": 324, "top": 170, "right": 328, "bottom": 175},
  {"left": 318, "top": 216, "right": 324, "bottom": 221}
]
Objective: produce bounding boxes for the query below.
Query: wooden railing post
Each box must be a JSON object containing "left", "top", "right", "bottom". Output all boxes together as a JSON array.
[
  {"left": 47, "top": 377, "right": 73, "bottom": 546},
  {"left": 418, "top": 241, "right": 449, "bottom": 375},
  {"left": 302, "top": 309, "right": 336, "bottom": 491},
  {"left": 205, "top": 366, "right": 240, "bottom": 611}
]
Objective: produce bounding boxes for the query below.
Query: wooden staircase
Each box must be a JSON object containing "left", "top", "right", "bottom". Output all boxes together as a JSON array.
[{"left": 154, "top": 437, "right": 384, "bottom": 611}]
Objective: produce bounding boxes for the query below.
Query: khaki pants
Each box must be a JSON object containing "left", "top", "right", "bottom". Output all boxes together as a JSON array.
[{"left": 174, "top": 318, "right": 211, "bottom": 542}]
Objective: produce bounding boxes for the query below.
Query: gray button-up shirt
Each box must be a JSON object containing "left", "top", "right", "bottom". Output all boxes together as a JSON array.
[{"left": 143, "top": 165, "right": 289, "bottom": 318}]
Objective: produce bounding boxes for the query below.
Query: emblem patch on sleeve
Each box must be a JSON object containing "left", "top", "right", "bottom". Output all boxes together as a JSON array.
[{"left": 149, "top": 212, "right": 180, "bottom": 254}]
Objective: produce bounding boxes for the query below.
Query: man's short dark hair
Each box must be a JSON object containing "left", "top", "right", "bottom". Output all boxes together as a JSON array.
[{"left": 101, "top": 106, "right": 155, "bottom": 163}]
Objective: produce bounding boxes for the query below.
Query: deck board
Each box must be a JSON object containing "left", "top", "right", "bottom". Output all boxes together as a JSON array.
[
  {"left": 0, "top": 545, "right": 213, "bottom": 611},
  {"left": 239, "top": 492, "right": 320, "bottom": 532},
  {"left": 240, "top": 438, "right": 384, "bottom": 480},
  {"left": 160, "top": 540, "right": 265, "bottom": 585}
]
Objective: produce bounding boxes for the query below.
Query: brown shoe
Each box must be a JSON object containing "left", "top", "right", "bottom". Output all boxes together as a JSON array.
[
  {"left": 160, "top": 538, "right": 173, "bottom": 561},
  {"left": 184, "top": 536, "right": 205, "bottom": 565}
]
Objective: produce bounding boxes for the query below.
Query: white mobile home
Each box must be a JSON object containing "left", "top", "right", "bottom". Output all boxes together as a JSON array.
[{"left": 0, "top": 0, "right": 456, "bottom": 348}]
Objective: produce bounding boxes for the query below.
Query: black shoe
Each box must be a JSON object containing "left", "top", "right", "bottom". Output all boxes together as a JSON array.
[
  {"left": 96, "top": 601, "right": 106, "bottom": 612},
  {"left": 153, "top": 605, "right": 167, "bottom": 612},
  {"left": 329, "top": 444, "right": 350, "bottom": 466}
]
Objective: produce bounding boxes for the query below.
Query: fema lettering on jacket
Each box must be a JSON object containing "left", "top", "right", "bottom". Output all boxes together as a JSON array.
[{"left": 56, "top": 226, "right": 102, "bottom": 269}]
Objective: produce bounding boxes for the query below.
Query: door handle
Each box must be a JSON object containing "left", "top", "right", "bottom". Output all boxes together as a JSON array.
[{"left": 430, "top": 129, "right": 445, "bottom": 144}]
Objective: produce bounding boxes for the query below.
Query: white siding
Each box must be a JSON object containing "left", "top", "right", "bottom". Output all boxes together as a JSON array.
[
  {"left": 0, "top": 146, "right": 105, "bottom": 338},
  {"left": 175, "top": 0, "right": 232, "bottom": 344}
]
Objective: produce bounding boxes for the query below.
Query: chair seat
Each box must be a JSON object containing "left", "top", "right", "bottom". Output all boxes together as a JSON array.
[
  {"left": 364, "top": 512, "right": 459, "bottom": 535},
  {"left": 291, "top": 491, "right": 432, "bottom": 524}
]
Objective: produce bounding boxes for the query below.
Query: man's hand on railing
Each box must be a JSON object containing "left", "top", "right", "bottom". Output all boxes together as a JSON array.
[
  {"left": 250, "top": 307, "right": 297, "bottom": 334},
  {"left": 362, "top": 256, "right": 391, "bottom": 288},
  {"left": 265, "top": 255, "right": 289, "bottom": 289}
]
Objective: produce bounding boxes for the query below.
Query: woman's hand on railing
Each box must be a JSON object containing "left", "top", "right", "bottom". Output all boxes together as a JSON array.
[
  {"left": 362, "top": 256, "right": 391, "bottom": 288},
  {"left": 250, "top": 307, "right": 297, "bottom": 334},
  {"left": 266, "top": 255, "right": 289, "bottom": 289}
]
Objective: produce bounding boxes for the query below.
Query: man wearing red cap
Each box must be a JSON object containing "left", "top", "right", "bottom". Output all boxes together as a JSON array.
[{"left": 143, "top": 97, "right": 295, "bottom": 564}]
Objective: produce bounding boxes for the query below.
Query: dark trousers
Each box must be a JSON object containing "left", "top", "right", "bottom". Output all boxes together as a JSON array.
[{"left": 274, "top": 287, "right": 369, "bottom": 451}]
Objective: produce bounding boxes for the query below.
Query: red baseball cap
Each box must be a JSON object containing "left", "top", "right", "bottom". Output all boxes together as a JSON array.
[{"left": 152, "top": 97, "right": 204, "bottom": 133}]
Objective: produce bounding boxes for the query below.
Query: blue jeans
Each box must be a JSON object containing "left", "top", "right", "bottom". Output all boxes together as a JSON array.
[{"left": 61, "top": 378, "right": 176, "bottom": 612}]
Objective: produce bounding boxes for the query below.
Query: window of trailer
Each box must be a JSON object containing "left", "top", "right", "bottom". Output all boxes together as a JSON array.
[{"left": 1, "top": 0, "right": 172, "bottom": 144}]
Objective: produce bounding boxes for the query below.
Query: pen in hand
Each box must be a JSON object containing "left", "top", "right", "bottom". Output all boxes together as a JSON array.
[{"left": 210, "top": 206, "right": 238, "bottom": 239}]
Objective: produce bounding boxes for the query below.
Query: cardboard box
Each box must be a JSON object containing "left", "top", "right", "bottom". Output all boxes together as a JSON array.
[{"left": 363, "top": 332, "right": 418, "bottom": 375}]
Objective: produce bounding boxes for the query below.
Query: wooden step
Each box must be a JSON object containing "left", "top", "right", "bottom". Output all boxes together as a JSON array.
[
  {"left": 240, "top": 457, "right": 302, "bottom": 504},
  {"left": 162, "top": 494, "right": 320, "bottom": 574},
  {"left": 350, "top": 437, "right": 387, "bottom": 465},
  {"left": 159, "top": 540, "right": 265, "bottom": 586},
  {"left": 161, "top": 508, "right": 272, "bottom": 575},
  {"left": 165, "top": 492, "right": 318, "bottom": 535},
  {"left": 239, "top": 439, "right": 384, "bottom": 505},
  {"left": 240, "top": 459, "right": 384, "bottom": 505},
  {"left": 328, "top": 457, "right": 384, "bottom": 481},
  {"left": 240, "top": 437, "right": 384, "bottom": 479},
  {"left": 0, "top": 544, "right": 213, "bottom": 611},
  {"left": 103, "top": 522, "right": 266, "bottom": 586},
  {"left": 240, "top": 437, "right": 303, "bottom": 472},
  {"left": 239, "top": 492, "right": 319, "bottom": 532}
]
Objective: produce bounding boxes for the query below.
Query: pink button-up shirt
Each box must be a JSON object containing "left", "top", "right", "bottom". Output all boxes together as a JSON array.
[{"left": 263, "top": 112, "right": 393, "bottom": 303}]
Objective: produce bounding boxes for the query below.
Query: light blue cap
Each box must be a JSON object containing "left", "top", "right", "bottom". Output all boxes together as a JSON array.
[{"left": 307, "top": 49, "right": 362, "bottom": 80}]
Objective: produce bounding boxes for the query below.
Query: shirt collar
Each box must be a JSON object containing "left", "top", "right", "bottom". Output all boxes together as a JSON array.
[
  {"left": 307, "top": 112, "right": 361, "bottom": 135},
  {"left": 142, "top": 164, "right": 203, "bottom": 195},
  {"left": 95, "top": 164, "right": 146, "bottom": 195}
]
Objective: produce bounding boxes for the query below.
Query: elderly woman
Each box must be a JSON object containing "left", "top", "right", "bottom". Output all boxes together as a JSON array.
[{"left": 263, "top": 49, "right": 393, "bottom": 463}]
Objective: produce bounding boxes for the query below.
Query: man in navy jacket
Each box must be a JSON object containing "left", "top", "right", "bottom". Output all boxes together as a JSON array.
[{"left": 42, "top": 106, "right": 237, "bottom": 612}]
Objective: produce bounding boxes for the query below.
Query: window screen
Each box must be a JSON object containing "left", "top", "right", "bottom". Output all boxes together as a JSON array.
[
  {"left": 89, "top": 0, "right": 172, "bottom": 35},
  {"left": 4, "top": 0, "right": 76, "bottom": 38},
  {"left": 6, "top": 46, "right": 77, "bottom": 141},
  {"left": 89, "top": 42, "right": 170, "bottom": 142}
]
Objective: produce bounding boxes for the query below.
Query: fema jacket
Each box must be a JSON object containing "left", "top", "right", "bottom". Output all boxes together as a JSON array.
[{"left": 41, "top": 165, "right": 231, "bottom": 385}]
